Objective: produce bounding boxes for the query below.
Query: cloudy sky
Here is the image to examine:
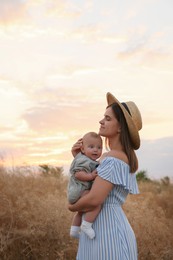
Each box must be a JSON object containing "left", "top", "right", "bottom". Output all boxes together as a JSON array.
[{"left": 0, "top": 0, "right": 173, "bottom": 180}]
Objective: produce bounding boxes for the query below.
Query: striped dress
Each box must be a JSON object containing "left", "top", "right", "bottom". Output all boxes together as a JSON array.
[{"left": 76, "top": 157, "right": 139, "bottom": 260}]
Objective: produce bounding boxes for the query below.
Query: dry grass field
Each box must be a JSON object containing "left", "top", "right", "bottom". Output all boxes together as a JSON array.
[{"left": 0, "top": 165, "right": 173, "bottom": 260}]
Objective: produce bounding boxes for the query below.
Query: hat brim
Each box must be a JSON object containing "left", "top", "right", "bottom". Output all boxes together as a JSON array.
[{"left": 106, "top": 92, "right": 140, "bottom": 149}]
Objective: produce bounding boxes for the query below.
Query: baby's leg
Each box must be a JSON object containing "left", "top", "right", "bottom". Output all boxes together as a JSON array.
[
  {"left": 70, "top": 212, "right": 83, "bottom": 239},
  {"left": 70, "top": 212, "right": 82, "bottom": 239},
  {"left": 71, "top": 211, "right": 82, "bottom": 226},
  {"left": 84, "top": 204, "right": 101, "bottom": 223},
  {"left": 81, "top": 205, "right": 101, "bottom": 239},
  {"left": 80, "top": 190, "right": 101, "bottom": 239}
]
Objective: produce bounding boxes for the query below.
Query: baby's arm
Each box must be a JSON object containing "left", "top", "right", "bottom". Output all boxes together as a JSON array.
[
  {"left": 71, "top": 138, "right": 83, "bottom": 157},
  {"left": 75, "top": 169, "right": 97, "bottom": 182}
]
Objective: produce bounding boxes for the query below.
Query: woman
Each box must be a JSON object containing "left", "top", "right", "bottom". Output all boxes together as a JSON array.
[{"left": 68, "top": 92, "right": 142, "bottom": 260}]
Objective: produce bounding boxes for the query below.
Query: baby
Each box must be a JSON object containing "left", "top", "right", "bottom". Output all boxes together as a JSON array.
[{"left": 67, "top": 132, "right": 102, "bottom": 239}]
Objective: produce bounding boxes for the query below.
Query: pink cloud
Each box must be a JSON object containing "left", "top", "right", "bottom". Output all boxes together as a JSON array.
[{"left": 0, "top": 1, "right": 27, "bottom": 25}]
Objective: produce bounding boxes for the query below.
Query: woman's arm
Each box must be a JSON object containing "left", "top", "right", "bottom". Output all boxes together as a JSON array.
[{"left": 68, "top": 176, "right": 113, "bottom": 212}]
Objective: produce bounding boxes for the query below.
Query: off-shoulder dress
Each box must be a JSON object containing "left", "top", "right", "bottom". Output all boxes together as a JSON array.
[{"left": 76, "top": 157, "right": 139, "bottom": 260}]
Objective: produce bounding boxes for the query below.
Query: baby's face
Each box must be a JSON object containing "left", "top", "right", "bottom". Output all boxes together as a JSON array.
[{"left": 82, "top": 136, "right": 102, "bottom": 161}]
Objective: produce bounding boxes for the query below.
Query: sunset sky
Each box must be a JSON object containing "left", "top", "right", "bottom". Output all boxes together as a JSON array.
[{"left": 0, "top": 0, "right": 173, "bottom": 179}]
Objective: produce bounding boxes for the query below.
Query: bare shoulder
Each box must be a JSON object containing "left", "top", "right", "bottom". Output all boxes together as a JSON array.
[
  {"left": 106, "top": 150, "right": 129, "bottom": 165},
  {"left": 99, "top": 152, "right": 109, "bottom": 162}
]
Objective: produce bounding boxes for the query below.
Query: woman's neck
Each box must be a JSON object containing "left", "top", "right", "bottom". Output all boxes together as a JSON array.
[{"left": 108, "top": 138, "right": 123, "bottom": 151}]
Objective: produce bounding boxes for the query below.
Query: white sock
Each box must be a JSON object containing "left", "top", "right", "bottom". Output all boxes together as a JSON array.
[
  {"left": 70, "top": 226, "right": 80, "bottom": 239},
  {"left": 81, "top": 220, "right": 95, "bottom": 239}
]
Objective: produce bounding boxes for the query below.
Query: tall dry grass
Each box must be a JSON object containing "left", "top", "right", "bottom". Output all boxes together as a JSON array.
[
  {"left": 124, "top": 181, "right": 173, "bottom": 260},
  {"left": 0, "top": 166, "right": 77, "bottom": 260},
  {"left": 0, "top": 166, "right": 173, "bottom": 260}
]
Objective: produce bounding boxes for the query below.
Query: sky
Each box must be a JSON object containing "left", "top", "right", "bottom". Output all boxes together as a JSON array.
[{"left": 0, "top": 0, "right": 173, "bottom": 180}]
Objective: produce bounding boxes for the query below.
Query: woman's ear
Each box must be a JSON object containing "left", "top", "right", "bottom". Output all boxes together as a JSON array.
[{"left": 117, "top": 127, "right": 121, "bottom": 133}]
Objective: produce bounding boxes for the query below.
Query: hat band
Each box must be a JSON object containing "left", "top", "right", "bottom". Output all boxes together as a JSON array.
[{"left": 121, "top": 102, "right": 131, "bottom": 116}]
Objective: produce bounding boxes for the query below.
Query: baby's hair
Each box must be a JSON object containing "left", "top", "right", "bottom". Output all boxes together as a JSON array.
[{"left": 83, "top": 132, "right": 102, "bottom": 140}]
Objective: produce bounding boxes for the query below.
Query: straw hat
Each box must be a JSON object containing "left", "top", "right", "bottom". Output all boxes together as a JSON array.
[{"left": 106, "top": 92, "right": 142, "bottom": 150}]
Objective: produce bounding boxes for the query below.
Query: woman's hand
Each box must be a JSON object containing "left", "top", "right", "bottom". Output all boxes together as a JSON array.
[
  {"left": 68, "top": 203, "right": 76, "bottom": 212},
  {"left": 71, "top": 138, "right": 83, "bottom": 157},
  {"left": 67, "top": 176, "right": 114, "bottom": 213},
  {"left": 68, "top": 203, "right": 91, "bottom": 213}
]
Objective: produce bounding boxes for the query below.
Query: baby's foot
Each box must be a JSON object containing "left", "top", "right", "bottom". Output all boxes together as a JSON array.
[
  {"left": 70, "top": 226, "right": 80, "bottom": 239},
  {"left": 81, "top": 221, "right": 95, "bottom": 239}
]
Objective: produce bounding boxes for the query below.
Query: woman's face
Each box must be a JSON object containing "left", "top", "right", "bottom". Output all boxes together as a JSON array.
[{"left": 99, "top": 106, "right": 121, "bottom": 138}]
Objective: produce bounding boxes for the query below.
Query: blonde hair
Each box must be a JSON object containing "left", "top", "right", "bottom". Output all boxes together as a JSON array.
[{"left": 83, "top": 132, "right": 102, "bottom": 140}]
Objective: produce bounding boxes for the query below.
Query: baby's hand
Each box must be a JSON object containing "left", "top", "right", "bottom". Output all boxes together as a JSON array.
[
  {"left": 71, "top": 138, "right": 83, "bottom": 157},
  {"left": 91, "top": 169, "right": 98, "bottom": 180}
]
